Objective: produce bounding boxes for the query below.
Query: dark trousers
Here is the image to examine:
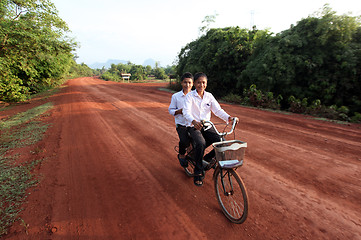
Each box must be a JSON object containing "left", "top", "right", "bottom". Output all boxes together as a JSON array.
[
  {"left": 188, "top": 126, "right": 221, "bottom": 175},
  {"left": 176, "top": 125, "right": 190, "bottom": 155}
]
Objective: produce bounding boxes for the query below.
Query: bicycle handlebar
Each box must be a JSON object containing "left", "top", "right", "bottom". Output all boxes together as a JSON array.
[{"left": 201, "top": 117, "right": 238, "bottom": 137}]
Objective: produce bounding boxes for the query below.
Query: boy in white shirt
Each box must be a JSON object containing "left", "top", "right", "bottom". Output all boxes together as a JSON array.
[
  {"left": 183, "top": 72, "right": 238, "bottom": 186},
  {"left": 168, "top": 72, "right": 194, "bottom": 167}
]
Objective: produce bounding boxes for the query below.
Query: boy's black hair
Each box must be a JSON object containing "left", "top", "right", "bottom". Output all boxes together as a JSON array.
[
  {"left": 194, "top": 72, "right": 207, "bottom": 81},
  {"left": 181, "top": 72, "right": 194, "bottom": 81}
]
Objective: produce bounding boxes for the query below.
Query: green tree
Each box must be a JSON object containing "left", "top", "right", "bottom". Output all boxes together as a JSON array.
[
  {"left": 0, "top": 0, "right": 76, "bottom": 101},
  {"left": 199, "top": 13, "right": 218, "bottom": 35},
  {"left": 68, "top": 61, "right": 94, "bottom": 78},
  {"left": 100, "top": 62, "right": 149, "bottom": 81},
  {"left": 130, "top": 64, "right": 146, "bottom": 80},
  {"left": 152, "top": 61, "right": 166, "bottom": 79},
  {"left": 145, "top": 65, "right": 152, "bottom": 76},
  {"left": 176, "top": 26, "right": 271, "bottom": 96},
  {"left": 240, "top": 5, "right": 361, "bottom": 113},
  {"left": 164, "top": 65, "right": 176, "bottom": 76}
]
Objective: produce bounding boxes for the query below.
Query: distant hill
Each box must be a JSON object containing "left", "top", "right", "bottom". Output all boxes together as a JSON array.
[
  {"left": 89, "top": 59, "right": 128, "bottom": 69},
  {"left": 143, "top": 58, "right": 156, "bottom": 68}
]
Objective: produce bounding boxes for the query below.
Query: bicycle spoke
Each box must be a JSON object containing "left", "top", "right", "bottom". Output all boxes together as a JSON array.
[{"left": 225, "top": 194, "right": 244, "bottom": 218}]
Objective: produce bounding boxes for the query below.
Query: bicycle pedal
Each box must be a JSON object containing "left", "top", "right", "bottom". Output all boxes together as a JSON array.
[{"left": 203, "top": 158, "right": 216, "bottom": 171}]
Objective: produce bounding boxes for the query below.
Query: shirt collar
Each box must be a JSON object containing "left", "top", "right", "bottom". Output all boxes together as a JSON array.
[{"left": 193, "top": 89, "right": 206, "bottom": 98}]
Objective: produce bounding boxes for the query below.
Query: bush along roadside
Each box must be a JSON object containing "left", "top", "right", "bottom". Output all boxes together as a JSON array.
[
  {"left": 221, "top": 84, "right": 282, "bottom": 110},
  {"left": 0, "top": 102, "right": 53, "bottom": 236},
  {"left": 220, "top": 84, "right": 361, "bottom": 123},
  {"left": 288, "top": 96, "right": 361, "bottom": 123}
]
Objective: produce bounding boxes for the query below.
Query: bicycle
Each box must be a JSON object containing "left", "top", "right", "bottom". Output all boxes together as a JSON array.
[{"left": 175, "top": 119, "right": 249, "bottom": 224}]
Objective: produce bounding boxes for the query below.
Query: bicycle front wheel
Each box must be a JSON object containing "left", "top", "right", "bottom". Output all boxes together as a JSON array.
[{"left": 214, "top": 168, "right": 248, "bottom": 224}]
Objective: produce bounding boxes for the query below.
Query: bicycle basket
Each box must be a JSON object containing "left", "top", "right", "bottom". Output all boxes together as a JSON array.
[{"left": 212, "top": 140, "right": 247, "bottom": 168}]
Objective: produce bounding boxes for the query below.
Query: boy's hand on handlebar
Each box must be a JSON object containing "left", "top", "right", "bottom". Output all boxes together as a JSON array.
[
  {"left": 192, "top": 120, "right": 203, "bottom": 130},
  {"left": 229, "top": 116, "right": 239, "bottom": 125}
]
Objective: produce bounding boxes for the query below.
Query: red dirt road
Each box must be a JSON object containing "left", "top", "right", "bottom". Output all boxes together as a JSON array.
[{"left": 3, "top": 77, "right": 361, "bottom": 239}]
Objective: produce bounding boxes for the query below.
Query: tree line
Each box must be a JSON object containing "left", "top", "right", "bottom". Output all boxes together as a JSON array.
[
  {"left": 0, "top": 0, "right": 93, "bottom": 102},
  {"left": 176, "top": 5, "right": 361, "bottom": 122},
  {"left": 98, "top": 62, "right": 176, "bottom": 82}
]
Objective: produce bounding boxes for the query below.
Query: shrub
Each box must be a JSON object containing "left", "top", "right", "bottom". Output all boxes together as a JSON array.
[
  {"left": 100, "top": 72, "right": 120, "bottom": 81},
  {"left": 242, "top": 84, "right": 281, "bottom": 109},
  {"left": 337, "top": 106, "right": 349, "bottom": 114},
  {"left": 221, "top": 93, "right": 243, "bottom": 104},
  {"left": 351, "top": 112, "right": 361, "bottom": 123},
  {"left": 288, "top": 96, "right": 304, "bottom": 113},
  {"left": 0, "top": 77, "right": 29, "bottom": 102},
  {"left": 168, "top": 81, "right": 182, "bottom": 92}
]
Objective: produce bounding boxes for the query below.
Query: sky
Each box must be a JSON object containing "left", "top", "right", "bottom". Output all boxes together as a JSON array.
[{"left": 52, "top": 0, "right": 361, "bottom": 67}]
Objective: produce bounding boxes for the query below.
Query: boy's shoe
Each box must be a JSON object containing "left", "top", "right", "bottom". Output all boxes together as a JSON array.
[
  {"left": 194, "top": 175, "right": 203, "bottom": 187},
  {"left": 178, "top": 154, "right": 188, "bottom": 167}
]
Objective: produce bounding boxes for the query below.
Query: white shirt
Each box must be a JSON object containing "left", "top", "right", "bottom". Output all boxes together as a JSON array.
[
  {"left": 168, "top": 90, "right": 188, "bottom": 126},
  {"left": 183, "top": 90, "right": 230, "bottom": 127}
]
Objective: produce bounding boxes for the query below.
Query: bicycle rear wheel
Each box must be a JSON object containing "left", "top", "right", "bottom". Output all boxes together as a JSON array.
[{"left": 214, "top": 168, "right": 248, "bottom": 223}]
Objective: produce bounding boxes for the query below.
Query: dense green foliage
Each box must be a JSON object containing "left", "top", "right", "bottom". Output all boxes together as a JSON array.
[
  {"left": 222, "top": 84, "right": 282, "bottom": 110},
  {"left": 176, "top": 5, "right": 361, "bottom": 121},
  {"left": 0, "top": 0, "right": 78, "bottom": 102},
  {"left": 67, "top": 60, "right": 94, "bottom": 78},
  {"left": 100, "top": 62, "right": 145, "bottom": 81},
  {"left": 176, "top": 26, "right": 271, "bottom": 96},
  {"left": 240, "top": 6, "right": 361, "bottom": 114},
  {"left": 99, "top": 61, "right": 174, "bottom": 81}
]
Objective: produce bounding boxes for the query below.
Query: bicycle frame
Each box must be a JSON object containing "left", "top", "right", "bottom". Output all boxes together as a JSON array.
[
  {"left": 202, "top": 119, "right": 243, "bottom": 198},
  {"left": 201, "top": 118, "right": 238, "bottom": 138},
  {"left": 219, "top": 168, "right": 235, "bottom": 196}
]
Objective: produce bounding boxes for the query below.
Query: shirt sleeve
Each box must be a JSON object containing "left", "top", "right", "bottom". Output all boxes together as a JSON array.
[
  {"left": 168, "top": 94, "right": 177, "bottom": 116},
  {"left": 183, "top": 93, "right": 194, "bottom": 125},
  {"left": 210, "top": 94, "right": 230, "bottom": 122}
]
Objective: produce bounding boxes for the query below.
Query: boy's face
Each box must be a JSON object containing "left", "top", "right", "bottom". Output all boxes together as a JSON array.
[
  {"left": 194, "top": 76, "right": 207, "bottom": 93},
  {"left": 181, "top": 78, "right": 193, "bottom": 92}
]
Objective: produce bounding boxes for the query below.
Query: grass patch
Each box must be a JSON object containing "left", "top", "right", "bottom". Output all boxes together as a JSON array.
[
  {"left": 29, "top": 85, "right": 65, "bottom": 101},
  {"left": 0, "top": 104, "right": 13, "bottom": 112},
  {"left": 0, "top": 102, "right": 53, "bottom": 236},
  {"left": 0, "top": 157, "right": 43, "bottom": 236},
  {"left": 0, "top": 102, "right": 52, "bottom": 130},
  {"left": 158, "top": 87, "right": 176, "bottom": 93},
  {"left": 309, "top": 117, "right": 349, "bottom": 124},
  {"left": 131, "top": 79, "right": 169, "bottom": 83}
]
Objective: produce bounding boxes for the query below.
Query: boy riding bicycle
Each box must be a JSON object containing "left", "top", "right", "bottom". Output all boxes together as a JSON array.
[
  {"left": 168, "top": 72, "right": 194, "bottom": 168},
  {"left": 183, "top": 72, "right": 238, "bottom": 186}
]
